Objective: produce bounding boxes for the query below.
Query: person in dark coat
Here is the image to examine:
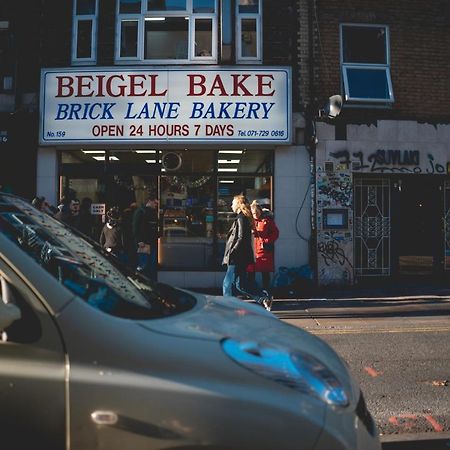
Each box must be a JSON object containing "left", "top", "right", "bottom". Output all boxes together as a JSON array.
[
  {"left": 75, "top": 197, "right": 95, "bottom": 239},
  {"left": 121, "top": 202, "right": 138, "bottom": 268},
  {"left": 99, "top": 207, "right": 126, "bottom": 262},
  {"left": 132, "top": 196, "right": 159, "bottom": 281},
  {"left": 222, "top": 195, "right": 272, "bottom": 310},
  {"left": 247, "top": 200, "right": 280, "bottom": 291}
]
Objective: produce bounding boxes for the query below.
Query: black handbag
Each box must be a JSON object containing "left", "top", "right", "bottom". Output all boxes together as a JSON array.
[{"left": 262, "top": 242, "right": 274, "bottom": 252}]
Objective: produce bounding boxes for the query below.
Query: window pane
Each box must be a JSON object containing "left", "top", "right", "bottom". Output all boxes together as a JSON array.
[
  {"left": 343, "top": 26, "right": 387, "bottom": 64},
  {"left": 145, "top": 17, "right": 188, "bottom": 59},
  {"left": 193, "top": 0, "right": 215, "bottom": 13},
  {"left": 120, "top": 20, "right": 138, "bottom": 57},
  {"left": 346, "top": 68, "right": 391, "bottom": 100},
  {"left": 119, "top": 0, "right": 141, "bottom": 14},
  {"left": 160, "top": 175, "right": 215, "bottom": 269},
  {"left": 147, "top": 0, "right": 187, "bottom": 11},
  {"left": 76, "top": 20, "right": 92, "bottom": 58},
  {"left": 76, "top": 0, "right": 96, "bottom": 15},
  {"left": 195, "top": 19, "right": 212, "bottom": 56},
  {"left": 238, "top": 0, "right": 259, "bottom": 13},
  {"left": 241, "top": 18, "right": 257, "bottom": 57}
]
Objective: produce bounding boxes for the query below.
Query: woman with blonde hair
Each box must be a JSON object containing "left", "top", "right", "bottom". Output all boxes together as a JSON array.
[
  {"left": 247, "top": 200, "right": 279, "bottom": 292},
  {"left": 222, "top": 195, "right": 272, "bottom": 310}
]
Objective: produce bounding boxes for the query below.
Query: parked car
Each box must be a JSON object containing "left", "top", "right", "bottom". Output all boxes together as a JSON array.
[{"left": 0, "top": 193, "right": 380, "bottom": 450}]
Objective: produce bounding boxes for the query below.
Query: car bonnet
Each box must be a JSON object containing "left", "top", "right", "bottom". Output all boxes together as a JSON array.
[{"left": 138, "top": 293, "right": 354, "bottom": 395}]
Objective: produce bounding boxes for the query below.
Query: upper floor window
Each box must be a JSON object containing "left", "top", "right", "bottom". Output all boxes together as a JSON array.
[
  {"left": 116, "top": 0, "right": 217, "bottom": 63},
  {"left": 72, "top": 0, "right": 98, "bottom": 64},
  {"left": 340, "top": 24, "right": 394, "bottom": 104},
  {"left": 236, "top": 0, "right": 262, "bottom": 63}
]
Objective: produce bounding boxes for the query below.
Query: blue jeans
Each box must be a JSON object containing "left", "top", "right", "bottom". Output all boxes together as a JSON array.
[
  {"left": 137, "top": 247, "right": 158, "bottom": 282},
  {"left": 223, "top": 264, "right": 265, "bottom": 302}
]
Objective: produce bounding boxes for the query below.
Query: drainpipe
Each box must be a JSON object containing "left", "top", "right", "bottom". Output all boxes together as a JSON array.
[{"left": 307, "top": 0, "right": 319, "bottom": 287}]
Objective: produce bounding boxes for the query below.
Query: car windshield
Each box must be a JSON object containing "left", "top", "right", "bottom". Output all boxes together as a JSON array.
[{"left": 0, "top": 194, "right": 196, "bottom": 319}]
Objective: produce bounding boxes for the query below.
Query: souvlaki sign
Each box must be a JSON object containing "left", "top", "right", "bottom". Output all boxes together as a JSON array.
[{"left": 40, "top": 67, "right": 291, "bottom": 144}]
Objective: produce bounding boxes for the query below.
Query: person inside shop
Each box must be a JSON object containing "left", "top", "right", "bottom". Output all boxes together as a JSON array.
[
  {"left": 75, "top": 197, "right": 95, "bottom": 239},
  {"left": 247, "top": 200, "right": 280, "bottom": 293},
  {"left": 54, "top": 196, "right": 72, "bottom": 224},
  {"left": 222, "top": 194, "right": 272, "bottom": 311},
  {"left": 69, "top": 198, "right": 81, "bottom": 228},
  {"left": 132, "top": 194, "right": 159, "bottom": 282},
  {"left": 121, "top": 201, "right": 138, "bottom": 268},
  {"left": 99, "top": 207, "right": 126, "bottom": 263},
  {"left": 31, "top": 196, "right": 58, "bottom": 215}
]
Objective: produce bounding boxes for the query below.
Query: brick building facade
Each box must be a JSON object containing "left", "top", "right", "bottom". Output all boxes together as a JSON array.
[
  {"left": 303, "top": 0, "right": 450, "bottom": 285},
  {"left": 1, "top": 0, "right": 314, "bottom": 289}
]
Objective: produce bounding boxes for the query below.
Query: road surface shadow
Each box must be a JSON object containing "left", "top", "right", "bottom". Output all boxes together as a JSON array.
[{"left": 382, "top": 437, "right": 450, "bottom": 449}]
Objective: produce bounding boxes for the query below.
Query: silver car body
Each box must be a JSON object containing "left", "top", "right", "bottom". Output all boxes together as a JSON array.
[{"left": 0, "top": 194, "right": 380, "bottom": 450}]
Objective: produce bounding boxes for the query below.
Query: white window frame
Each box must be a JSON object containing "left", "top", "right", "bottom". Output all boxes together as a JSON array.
[
  {"left": 115, "top": 0, "right": 217, "bottom": 64},
  {"left": 236, "top": 0, "right": 262, "bottom": 64},
  {"left": 116, "top": 16, "right": 142, "bottom": 60},
  {"left": 340, "top": 23, "right": 394, "bottom": 103},
  {"left": 72, "top": 0, "right": 98, "bottom": 65}
]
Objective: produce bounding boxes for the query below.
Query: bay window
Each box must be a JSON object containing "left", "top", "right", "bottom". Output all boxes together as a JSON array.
[{"left": 117, "top": 0, "right": 217, "bottom": 63}]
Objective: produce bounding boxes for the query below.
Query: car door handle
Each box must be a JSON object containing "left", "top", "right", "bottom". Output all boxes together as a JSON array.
[{"left": 91, "top": 410, "right": 118, "bottom": 425}]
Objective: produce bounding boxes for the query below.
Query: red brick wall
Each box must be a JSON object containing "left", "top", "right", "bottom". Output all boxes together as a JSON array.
[{"left": 309, "top": 0, "right": 450, "bottom": 123}]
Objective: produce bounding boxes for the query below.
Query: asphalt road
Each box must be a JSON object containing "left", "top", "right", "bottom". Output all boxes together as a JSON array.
[{"left": 273, "top": 296, "right": 450, "bottom": 449}]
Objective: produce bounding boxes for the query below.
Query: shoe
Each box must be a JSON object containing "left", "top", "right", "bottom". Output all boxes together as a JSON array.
[
  {"left": 261, "top": 290, "right": 273, "bottom": 312},
  {"left": 262, "top": 297, "right": 271, "bottom": 311}
]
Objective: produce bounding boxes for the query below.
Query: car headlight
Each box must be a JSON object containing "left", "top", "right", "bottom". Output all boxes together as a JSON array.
[{"left": 222, "top": 338, "right": 349, "bottom": 407}]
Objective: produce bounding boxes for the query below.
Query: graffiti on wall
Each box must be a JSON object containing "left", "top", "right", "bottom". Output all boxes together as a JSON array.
[
  {"left": 318, "top": 233, "right": 353, "bottom": 267},
  {"left": 316, "top": 168, "right": 353, "bottom": 285},
  {"left": 330, "top": 150, "right": 446, "bottom": 174}
]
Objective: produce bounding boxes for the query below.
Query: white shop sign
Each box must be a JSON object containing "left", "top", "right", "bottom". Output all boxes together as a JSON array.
[
  {"left": 40, "top": 67, "right": 291, "bottom": 144},
  {"left": 90, "top": 203, "right": 106, "bottom": 215}
]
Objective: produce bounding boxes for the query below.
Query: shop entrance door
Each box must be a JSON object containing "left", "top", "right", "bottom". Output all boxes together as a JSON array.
[{"left": 391, "top": 176, "right": 443, "bottom": 277}]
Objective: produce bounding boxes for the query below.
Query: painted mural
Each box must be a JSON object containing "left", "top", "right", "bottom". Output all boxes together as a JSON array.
[{"left": 316, "top": 167, "right": 353, "bottom": 285}]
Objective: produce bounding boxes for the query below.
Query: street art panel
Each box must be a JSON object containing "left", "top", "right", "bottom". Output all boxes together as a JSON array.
[{"left": 316, "top": 167, "right": 353, "bottom": 285}]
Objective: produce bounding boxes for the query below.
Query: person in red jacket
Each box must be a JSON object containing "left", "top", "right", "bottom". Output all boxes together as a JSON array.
[{"left": 247, "top": 200, "right": 280, "bottom": 291}]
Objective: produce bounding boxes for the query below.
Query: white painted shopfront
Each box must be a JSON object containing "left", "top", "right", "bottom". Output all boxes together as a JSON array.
[{"left": 37, "top": 66, "right": 312, "bottom": 288}]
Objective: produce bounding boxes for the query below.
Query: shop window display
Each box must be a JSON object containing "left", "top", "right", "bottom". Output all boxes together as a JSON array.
[
  {"left": 59, "top": 149, "right": 273, "bottom": 270},
  {"left": 160, "top": 175, "right": 215, "bottom": 269}
]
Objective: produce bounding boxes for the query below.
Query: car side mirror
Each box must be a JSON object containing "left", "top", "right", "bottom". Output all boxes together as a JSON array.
[{"left": 0, "top": 299, "right": 22, "bottom": 332}]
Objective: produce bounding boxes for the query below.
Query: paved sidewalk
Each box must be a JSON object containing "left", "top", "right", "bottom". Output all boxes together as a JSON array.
[{"left": 193, "top": 279, "right": 450, "bottom": 302}]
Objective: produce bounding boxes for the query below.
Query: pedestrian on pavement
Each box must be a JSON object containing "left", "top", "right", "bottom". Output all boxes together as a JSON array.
[
  {"left": 99, "top": 206, "right": 126, "bottom": 263},
  {"left": 222, "top": 194, "right": 272, "bottom": 311},
  {"left": 132, "top": 195, "right": 159, "bottom": 281},
  {"left": 247, "top": 200, "right": 280, "bottom": 291}
]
